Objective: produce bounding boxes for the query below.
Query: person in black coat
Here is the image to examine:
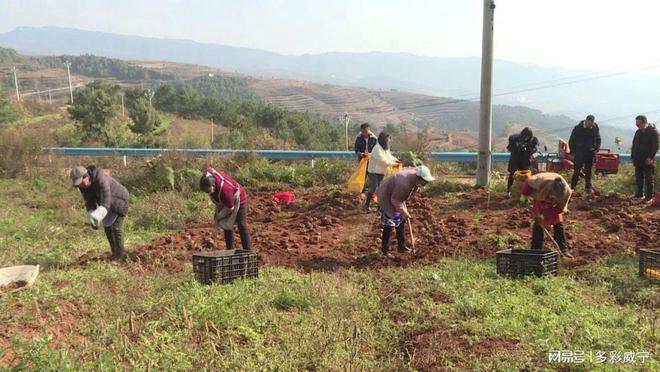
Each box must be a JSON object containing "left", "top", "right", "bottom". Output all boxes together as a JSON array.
[
  {"left": 568, "top": 115, "right": 602, "bottom": 192},
  {"left": 631, "top": 115, "right": 659, "bottom": 201},
  {"left": 506, "top": 127, "right": 539, "bottom": 192},
  {"left": 354, "top": 122, "right": 378, "bottom": 200},
  {"left": 70, "top": 165, "right": 130, "bottom": 260},
  {"left": 354, "top": 123, "right": 377, "bottom": 161}
]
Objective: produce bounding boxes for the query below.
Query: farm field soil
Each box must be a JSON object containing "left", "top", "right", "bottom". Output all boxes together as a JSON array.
[{"left": 128, "top": 189, "right": 660, "bottom": 273}]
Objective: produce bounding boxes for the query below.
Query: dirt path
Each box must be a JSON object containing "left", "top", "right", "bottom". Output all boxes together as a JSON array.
[{"left": 127, "top": 189, "right": 659, "bottom": 273}]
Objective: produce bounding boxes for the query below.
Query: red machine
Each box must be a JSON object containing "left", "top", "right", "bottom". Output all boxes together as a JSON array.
[
  {"left": 543, "top": 140, "right": 574, "bottom": 172},
  {"left": 594, "top": 149, "right": 620, "bottom": 175}
]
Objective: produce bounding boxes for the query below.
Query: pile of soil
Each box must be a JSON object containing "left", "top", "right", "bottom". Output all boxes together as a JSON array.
[{"left": 133, "top": 189, "right": 660, "bottom": 272}]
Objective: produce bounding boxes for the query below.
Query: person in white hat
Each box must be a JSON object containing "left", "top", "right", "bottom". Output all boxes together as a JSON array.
[
  {"left": 70, "top": 165, "right": 130, "bottom": 260},
  {"left": 375, "top": 165, "right": 435, "bottom": 258}
]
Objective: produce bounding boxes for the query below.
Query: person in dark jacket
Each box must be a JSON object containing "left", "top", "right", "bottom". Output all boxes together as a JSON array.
[
  {"left": 569, "top": 115, "right": 602, "bottom": 193},
  {"left": 631, "top": 115, "right": 659, "bottom": 201},
  {"left": 506, "top": 127, "right": 539, "bottom": 192},
  {"left": 354, "top": 123, "right": 378, "bottom": 161},
  {"left": 70, "top": 165, "right": 130, "bottom": 260},
  {"left": 200, "top": 167, "right": 252, "bottom": 251},
  {"left": 355, "top": 123, "right": 378, "bottom": 203}
]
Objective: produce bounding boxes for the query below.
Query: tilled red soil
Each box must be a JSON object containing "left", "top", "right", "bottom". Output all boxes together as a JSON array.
[{"left": 130, "top": 189, "right": 660, "bottom": 272}]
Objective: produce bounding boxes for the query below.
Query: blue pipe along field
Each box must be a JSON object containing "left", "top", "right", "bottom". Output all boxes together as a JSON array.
[{"left": 45, "top": 147, "right": 637, "bottom": 163}]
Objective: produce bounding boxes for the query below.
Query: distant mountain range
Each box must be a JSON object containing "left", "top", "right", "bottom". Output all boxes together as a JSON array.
[{"left": 1, "top": 26, "right": 659, "bottom": 128}]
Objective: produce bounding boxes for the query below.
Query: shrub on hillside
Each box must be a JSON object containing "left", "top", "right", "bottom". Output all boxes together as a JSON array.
[
  {"left": 120, "top": 155, "right": 205, "bottom": 195},
  {"left": 0, "top": 127, "right": 49, "bottom": 178}
]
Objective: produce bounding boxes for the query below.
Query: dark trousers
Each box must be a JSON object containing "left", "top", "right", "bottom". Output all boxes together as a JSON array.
[
  {"left": 224, "top": 204, "right": 252, "bottom": 251},
  {"left": 104, "top": 216, "right": 126, "bottom": 260},
  {"left": 531, "top": 222, "right": 568, "bottom": 251},
  {"left": 382, "top": 220, "right": 406, "bottom": 254},
  {"left": 634, "top": 163, "right": 655, "bottom": 198},
  {"left": 571, "top": 154, "right": 594, "bottom": 190},
  {"left": 366, "top": 173, "right": 384, "bottom": 209}
]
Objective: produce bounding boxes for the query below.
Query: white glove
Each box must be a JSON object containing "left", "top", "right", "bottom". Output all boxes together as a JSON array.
[{"left": 90, "top": 206, "right": 108, "bottom": 225}]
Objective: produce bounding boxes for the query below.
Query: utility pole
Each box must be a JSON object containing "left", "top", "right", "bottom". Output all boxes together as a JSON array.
[
  {"left": 476, "top": 0, "right": 496, "bottom": 187},
  {"left": 121, "top": 94, "right": 125, "bottom": 117},
  {"left": 342, "top": 112, "right": 351, "bottom": 151},
  {"left": 210, "top": 118, "right": 214, "bottom": 144},
  {"left": 65, "top": 61, "right": 74, "bottom": 104},
  {"left": 12, "top": 67, "right": 20, "bottom": 101}
]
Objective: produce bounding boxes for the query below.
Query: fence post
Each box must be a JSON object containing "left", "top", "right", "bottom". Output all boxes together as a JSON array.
[
  {"left": 310, "top": 159, "right": 315, "bottom": 169},
  {"left": 123, "top": 156, "right": 127, "bottom": 167}
]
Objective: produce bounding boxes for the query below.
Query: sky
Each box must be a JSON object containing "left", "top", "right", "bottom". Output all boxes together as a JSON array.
[{"left": 2, "top": 0, "right": 660, "bottom": 72}]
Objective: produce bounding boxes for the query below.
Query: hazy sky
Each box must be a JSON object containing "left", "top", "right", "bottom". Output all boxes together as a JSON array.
[{"left": 2, "top": 0, "right": 660, "bottom": 72}]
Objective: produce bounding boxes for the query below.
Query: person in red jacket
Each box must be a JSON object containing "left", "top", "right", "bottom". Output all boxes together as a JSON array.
[
  {"left": 199, "top": 167, "right": 252, "bottom": 251},
  {"left": 520, "top": 172, "right": 573, "bottom": 258}
]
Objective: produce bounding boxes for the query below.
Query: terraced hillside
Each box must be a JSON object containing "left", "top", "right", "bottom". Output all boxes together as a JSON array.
[{"left": 4, "top": 54, "right": 627, "bottom": 150}]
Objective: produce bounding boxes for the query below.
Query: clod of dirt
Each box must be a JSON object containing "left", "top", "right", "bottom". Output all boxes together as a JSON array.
[
  {"left": 576, "top": 201, "right": 591, "bottom": 211},
  {"left": 606, "top": 223, "right": 622, "bottom": 233},
  {"left": 202, "top": 237, "right": 215, "bottom": 248},
  {"left": 607, "top": 192, "right": 621, "bottom": 200},
  {"left": 590, "top": 210, "right": 605, "bottom": 218}
]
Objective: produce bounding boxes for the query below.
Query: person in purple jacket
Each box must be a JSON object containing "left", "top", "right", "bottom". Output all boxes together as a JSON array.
[{"left": 376, "top": 165, "right": 435, "bottom": 259}]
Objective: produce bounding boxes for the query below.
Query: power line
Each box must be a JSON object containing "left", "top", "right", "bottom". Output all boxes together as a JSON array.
[
  {"left": 399, "top": 61, "right": 660, "bottom": 112},
  {"left": 452, "top": 59, "right": 660, "bottom": 99}
]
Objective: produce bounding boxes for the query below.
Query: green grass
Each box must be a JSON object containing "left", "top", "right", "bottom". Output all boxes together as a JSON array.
[{"left": 0, "top": 175, "right": 658, "bottom": 370}]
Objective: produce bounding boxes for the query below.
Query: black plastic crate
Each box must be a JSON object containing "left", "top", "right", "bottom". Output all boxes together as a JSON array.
[
  {"left": 639, "top": 249, "right": 660, "bottom": 281},
  {"left": 496, "top": 249, "right": 559, "bottom": 278},
  {"left": 193, "top": 250, "right": 259, "bottom": 285}
]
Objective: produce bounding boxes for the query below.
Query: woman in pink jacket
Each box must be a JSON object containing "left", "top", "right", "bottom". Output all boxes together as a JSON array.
[
  {"left": 199, "top": 167, "right": 252, "bottom": 251},
  {"left": 376, "top": 165, "right": 435, "bottom": 258}
]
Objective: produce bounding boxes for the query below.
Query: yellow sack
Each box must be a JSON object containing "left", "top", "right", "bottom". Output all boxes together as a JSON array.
[
  {"left": 509, "top": 170, "right": 532, "bottom": 198},
  {"left": 385, "top": 163, "right": 403, "bottom": 177},
  {"left": 347, "top": 157, "right": 369, "bottom": 193}
]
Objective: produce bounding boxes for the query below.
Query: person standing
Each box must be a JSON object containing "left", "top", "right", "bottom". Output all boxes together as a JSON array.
[
  {"left": 520, "top": 172, "right": 573, "bottom": 258},
  {"left": 70, "top": 165, "right": 130, "bottom": 260},
  {"left": 365, "top": 131, "right": 401, "bottom": 212},
  {"left": 631, "top": 115, "right": 659, "bottom": 201},
  {"left": 506, "top": 127, "right": 539, "bottom": 193},
  {"left": 569, "top": 115, "right": 601, "bottom": 193},
  {"left": 199, "top": 167, "right": 252, "bottom": 251},
  {"left": 354, "top": 122, "right": 378, "bottom": 196},
  {"left": 354, "top": 123, "right": 377, "bottom": 161},
  {"left": 377, "top": 166, "right": 435, "bottom": 259}
]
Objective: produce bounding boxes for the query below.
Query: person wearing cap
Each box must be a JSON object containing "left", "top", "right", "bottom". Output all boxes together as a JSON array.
[
  {"left": 70, "top": 165, "right": 130, "bottom": 260},
  {"left": 376, "top": 165, "right": 435, "bottom": 259},
  {"left": 519, "top": 172, "right": 573, "bottom": 258},
  {"left": 199, "top": 167, "right": 252, "bottom": 251}
]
